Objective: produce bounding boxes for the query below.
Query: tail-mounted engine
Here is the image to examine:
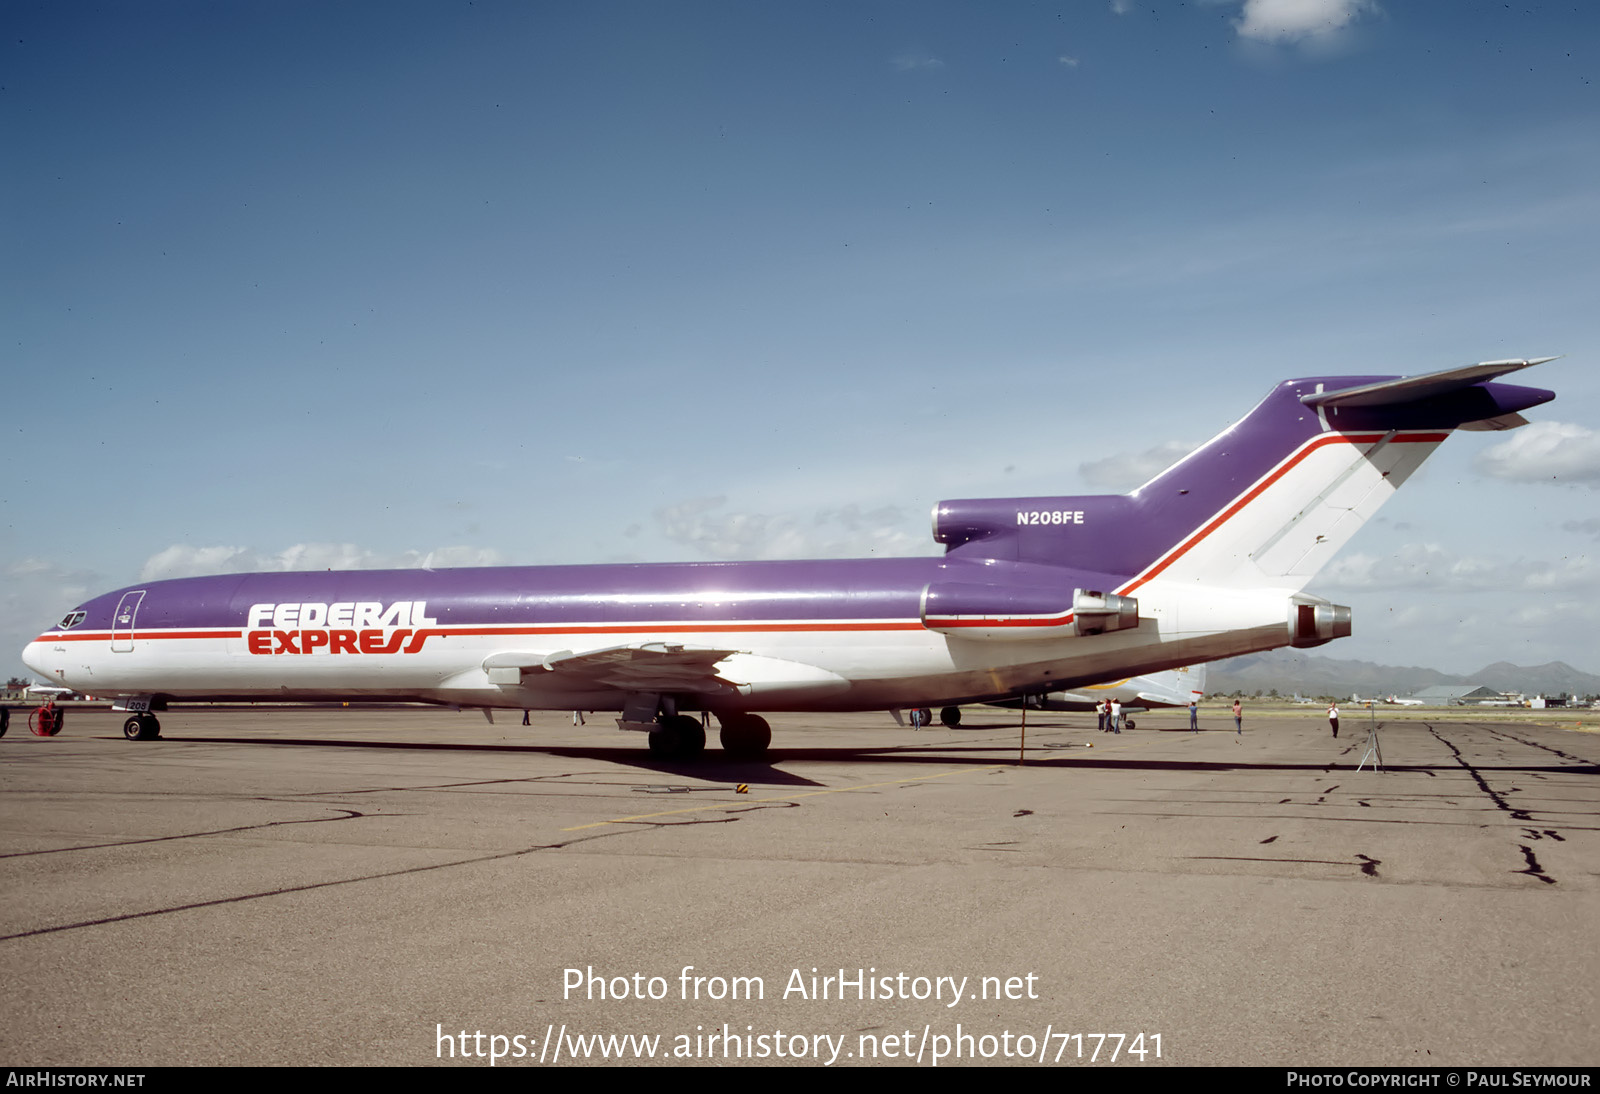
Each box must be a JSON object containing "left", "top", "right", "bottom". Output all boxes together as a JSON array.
[
  {"left": 920, "top": 582, "right": 1139, "bottom": 641},
  {"left": 1072, "top": 589, "right": 1139, "bottom": 637},
  {"left": 1289, "top": 594, "right": 1352, "bottom": 648}
]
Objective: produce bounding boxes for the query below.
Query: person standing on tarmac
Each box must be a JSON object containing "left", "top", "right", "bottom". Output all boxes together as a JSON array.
[
  {"left": 1233, "top": 698, "right": 1243, "bottom": 738},
  {"left": 1328, "top": 702, "right": 1339, "bottom": 738}
]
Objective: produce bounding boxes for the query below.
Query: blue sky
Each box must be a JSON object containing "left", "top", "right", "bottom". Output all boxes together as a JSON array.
[{"left": 4, "top": 0, "right": 1597, "bottom": 679}]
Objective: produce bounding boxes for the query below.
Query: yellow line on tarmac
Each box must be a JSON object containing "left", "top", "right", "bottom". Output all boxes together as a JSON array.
[{"left": 560, "top": 764, "right": 1007, "bottom": 831}]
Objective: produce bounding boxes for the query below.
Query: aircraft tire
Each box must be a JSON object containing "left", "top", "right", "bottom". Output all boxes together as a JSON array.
[
  {"left": 1124, "top": 718, "right": 1136, "bottom": 731},
  {"left": 667, "top": 715, "right": 705, "bottom": 759},
  {"left": 650, "top": 715, "right": 706, "bottom": 760},
  {"left": 123, "top": 715, "right": 160, "bottom": 741},
  {"left": 647, "top": 724, "right": 679, "bottom": 757},
  {"left": 0, "top": 706, "right": 8, "bottom": 737},
  {"left": 30, "top": 706, "right": 61, "bottom": 736},
  {"left": 718, "top": 714, "right": 771, "bottom": 759},
  {"left": 940, "top": 706, "right": 962, "bottom": 727}
]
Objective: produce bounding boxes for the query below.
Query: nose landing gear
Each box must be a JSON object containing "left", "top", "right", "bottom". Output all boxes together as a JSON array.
[{"left": 122, "top": 714, "right": 161, "bottom": 740}]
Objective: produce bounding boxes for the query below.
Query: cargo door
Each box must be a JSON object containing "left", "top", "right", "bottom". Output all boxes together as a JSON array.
[{"left": 111, "top": 590, "right": 146, "bottom": 653}]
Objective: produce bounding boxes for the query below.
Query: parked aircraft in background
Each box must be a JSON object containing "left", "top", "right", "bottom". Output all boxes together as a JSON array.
[
  {"left": 979, "top": 664, "right": 1205, "bottom": 730},
  {"left": 22, "top": 359, "right": 1558, "bottom": 758},
  {"left": 1352, "top": 694, "right": 1425, "bottom": 706}
]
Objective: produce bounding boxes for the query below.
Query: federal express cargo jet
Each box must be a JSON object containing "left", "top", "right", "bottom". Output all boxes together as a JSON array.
[{"left": 22, "top": 360, "right": 1558, "bottom": 758}]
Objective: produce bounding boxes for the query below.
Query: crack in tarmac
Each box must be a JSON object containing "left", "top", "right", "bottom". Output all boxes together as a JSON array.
[{"left": 1427, "top": 723, "right": 1567, "bottom": 886}]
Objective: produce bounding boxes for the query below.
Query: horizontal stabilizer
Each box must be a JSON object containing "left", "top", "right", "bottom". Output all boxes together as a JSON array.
[
  {"left": 1300, "top": 358, "right": 1560, "bottom": 409},
  {"left": 1458, "top": 413, "right": 1530, "bottom": 432}
]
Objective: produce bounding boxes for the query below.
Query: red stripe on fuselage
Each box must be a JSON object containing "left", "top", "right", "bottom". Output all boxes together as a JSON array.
[
  {"left": 926, "top": 613, "right": 1075, "bottom": 629},
  {"left": 34, "top": 629, "right": 244, "bottom": 642},
  {"left": 32, "top": 621, "right": 927, "bottom": 646}
]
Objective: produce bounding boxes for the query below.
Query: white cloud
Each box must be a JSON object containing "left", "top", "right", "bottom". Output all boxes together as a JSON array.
[
  {"left": 4, "top": 558, "right": 102, "bottom": 615},
  {"left": 139, "top": 545, "right": 259, "bottom": 581},
  {"left": 1332, "top": 594, "right": 1598, "bottom": 676},
  {"left": 1319, "top": 544, "right": 1596, "bottom": 594},
  {"left": 890, "top": 52, "right": 944, "bottom": 72},
  {"left": 137, "top": 542, "right": 508, "bottom": 581},
  {"left": 654, "top": 497, "right": 928, "bottom": 561},
  {"left": 3, "top": 558, "right": 106, "bottom": 679},
  {"left": 1474, "top": 421, "right": 1600, "bottom": 489},
  {"left": 406, "top": 546, "right": 508, "bottom": 570},
  {"left": 1079, "top": 440, "right": 1199, "bottom": 491},
  {"left": 1235, "top": 0, "right": 1376, "bottom": 43}
]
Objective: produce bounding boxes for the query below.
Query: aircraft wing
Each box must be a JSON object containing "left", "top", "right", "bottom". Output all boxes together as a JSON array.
[{"left": 484, "top": 643, "right": 744, "bottom": 694}]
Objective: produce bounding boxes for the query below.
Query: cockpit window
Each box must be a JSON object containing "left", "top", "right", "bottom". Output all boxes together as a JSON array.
[{"left": 57, "top": 611, "right": 86, "bottom": 630}]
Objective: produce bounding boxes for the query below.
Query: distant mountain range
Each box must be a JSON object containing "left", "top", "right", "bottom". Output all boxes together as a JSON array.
[{"left": 1206, "top": 649, "right": 1600, "bottom": 699}]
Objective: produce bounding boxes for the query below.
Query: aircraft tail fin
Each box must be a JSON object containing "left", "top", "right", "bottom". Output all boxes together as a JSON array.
[{"left": 937, "top": 360, "right": 1558, "bottom": 595}]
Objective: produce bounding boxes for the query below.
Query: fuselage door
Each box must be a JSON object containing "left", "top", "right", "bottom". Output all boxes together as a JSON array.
[{"left": 111, "top": 590, "right": 146, "bottom": 653}]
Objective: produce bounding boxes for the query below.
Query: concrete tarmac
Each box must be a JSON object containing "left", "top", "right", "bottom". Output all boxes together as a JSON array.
[{"left": 1, "top": 706, "right": 1596, "bottom": 1067}]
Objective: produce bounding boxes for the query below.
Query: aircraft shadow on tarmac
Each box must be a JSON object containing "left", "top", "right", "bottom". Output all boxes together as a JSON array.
[{"left": 88, "top": 734, "right": 1600, "bottom": 782}]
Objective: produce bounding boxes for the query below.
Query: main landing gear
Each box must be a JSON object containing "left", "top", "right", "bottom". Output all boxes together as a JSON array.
[
  {"left": 123, "top": 714, "right": 161, "bottom": 740},
  {"left": 644, "top": 712, "right": 772, "bottom": 760},
  {"left": 717, "top": 713, "right": 772, "bottom": 759},
  {"left": 647, "top": 714, "right": 705, "bottom": 759}
]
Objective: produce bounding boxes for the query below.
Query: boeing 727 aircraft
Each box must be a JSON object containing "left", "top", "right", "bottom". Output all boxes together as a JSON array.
[{"left": 21, "top": 360, "right": 1558, "bottom": 758}]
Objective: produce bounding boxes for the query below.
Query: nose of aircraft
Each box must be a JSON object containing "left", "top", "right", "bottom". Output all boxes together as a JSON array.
[{"left": 21, "top": 636, "right": 54, "bottom": 680}]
